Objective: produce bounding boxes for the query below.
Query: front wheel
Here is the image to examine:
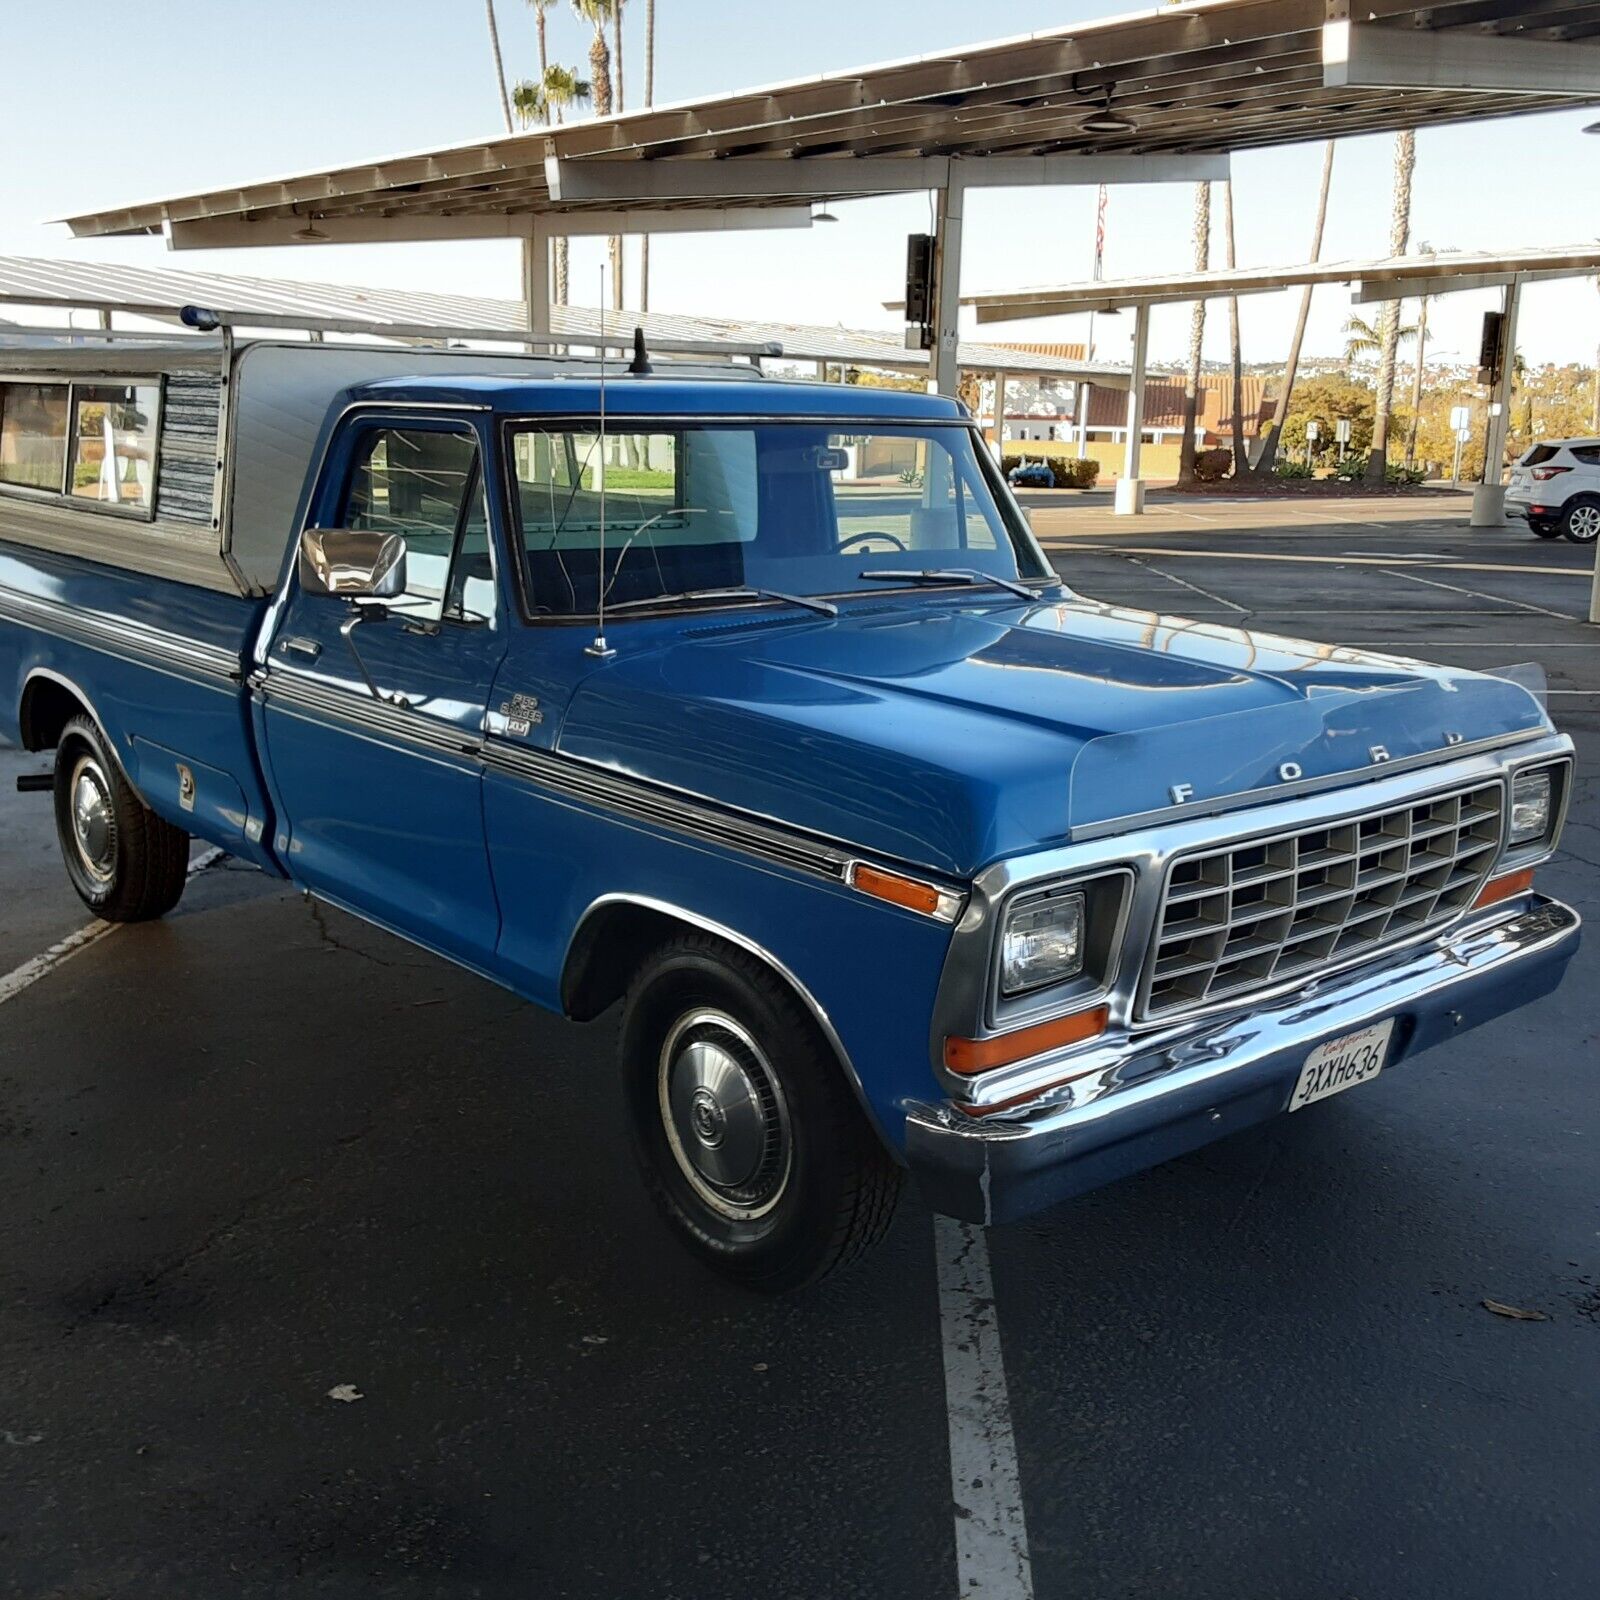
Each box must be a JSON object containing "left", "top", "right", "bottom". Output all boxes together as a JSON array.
[
  {"left": 620, "top": 934, "right": 901, "bottom": 1291},
  {"left": 1560, "top": 498, "right": 1600, "bottom": 544},
  {"left": 52, "top": 715, "right": 190, "bottom": 922}
]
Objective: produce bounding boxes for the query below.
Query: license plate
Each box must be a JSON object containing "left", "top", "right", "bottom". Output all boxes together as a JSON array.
[{"left": 1289, "top": 1019, "right": 1395, "bottom": 1111}]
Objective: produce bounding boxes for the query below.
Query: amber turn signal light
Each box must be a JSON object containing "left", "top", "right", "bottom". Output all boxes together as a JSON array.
[
  {"left": 847, "top": 862, "right": 962, "bottom": 923},
  {"left": 1473, "top": 866, "right": 1536, "bottom": 911},
  {"left": 944, "top": 1004, "right": 1110, "bottom": 1076}
]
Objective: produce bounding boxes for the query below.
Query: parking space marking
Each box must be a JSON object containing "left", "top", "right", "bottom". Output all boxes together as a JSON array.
[
  {"left": 0, "top": 921, "right": 120, "bottom": 1009},
  {"left": 1039, "top": 543, "right": 1591, "bottom": 579},
  {"left": 1126, "top": 555, "right": 1249, "bottom": 614},
  {"left": 0, "top": 847, "right": 225, "bottom": 1010},
  {"left": 1390, "top": 567, "right": 1580, "bottom": 622},
  {"left": 934, "top": 1218, "right": 1034, "bottom": 1600}
]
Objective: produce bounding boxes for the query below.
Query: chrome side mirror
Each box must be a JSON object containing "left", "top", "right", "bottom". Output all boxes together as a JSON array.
[{"left": 299, "top": 528, "right": 407, "bottom": 599}]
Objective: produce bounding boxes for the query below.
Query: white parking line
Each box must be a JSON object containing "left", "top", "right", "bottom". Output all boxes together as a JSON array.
[
  {"left": 0, "top": 921, "right": 120, "bottom": 1009},
  {"left": 0, "top": 847, "right": 225, "bottom": 1010},
  {"left": 1391, "top": 567, "right": 1579, "bottom": 622},
  {"left": 1128, "top": 555, "right": 1249, "bottom": 614},
  {"left": 934, "top": 1217, "right": 1034, "bottom": 1600}
]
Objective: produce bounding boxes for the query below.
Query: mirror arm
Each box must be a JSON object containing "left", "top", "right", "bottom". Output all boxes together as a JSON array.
[{"left": 339, "top": 606, "right": 408, "bottom": 709}]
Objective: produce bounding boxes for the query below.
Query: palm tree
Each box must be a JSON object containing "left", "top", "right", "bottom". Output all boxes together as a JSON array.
[
  {"left": 1403, "top": 241, "right": 1438, "bottom": 469},
  {"left": 1176, "top": 181, "right": 1211, "bottom": 486},
  {"left": 1222, "top": 179, "right": 1247, "bottom": 478},
  {"left": 640, "top": 0, "right": 657, "bottom": 313},
  {"left": 1254, "top": 140, "right": 1333, "bottom": 477},
  {"left": 572, "top": 0, "right": 622, "bottom": 310},
  {"left": 511, "top": 66, "right": 591, "bottom": 305},
  {"left": 611, "top": 0, "right": 628, "bottom": 312},
  {"left": 527, "top": 0, "right": 553, "bottom": 74},
  {"left": 1365, "top": 128, "right": 1416, "bottom": 481},
  {"left": 485, "top": 0, "right": 515, "bottom": 133},
  {"left": 1344, "top": 311, "right": 1417, "bottom": 363}
]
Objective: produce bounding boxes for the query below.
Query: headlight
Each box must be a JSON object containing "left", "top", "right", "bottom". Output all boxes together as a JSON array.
[
  {"left": 1001, "top": 890, "right": 1084, "bottom": 996},
  {"left": 1510, "top": 768, "right": 1554, "bottom": 847}
]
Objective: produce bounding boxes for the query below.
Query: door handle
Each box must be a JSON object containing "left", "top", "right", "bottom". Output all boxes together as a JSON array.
[{"left": 279, "top": 636, "right": 322, "bottom": 662}]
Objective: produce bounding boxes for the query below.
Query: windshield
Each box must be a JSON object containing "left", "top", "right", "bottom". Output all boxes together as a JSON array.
[{"left": 507, "top": 419, "right": 1051, "bottom": 616}]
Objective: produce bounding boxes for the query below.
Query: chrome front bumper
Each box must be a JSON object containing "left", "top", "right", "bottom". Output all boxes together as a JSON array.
[{"left": 906, "top": 896, "right": 1581, "bottom": 1224}]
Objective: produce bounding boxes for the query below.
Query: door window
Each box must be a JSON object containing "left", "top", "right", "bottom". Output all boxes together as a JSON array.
[{"left": 342, "top": 426, "right": 491, "bottom": 623}]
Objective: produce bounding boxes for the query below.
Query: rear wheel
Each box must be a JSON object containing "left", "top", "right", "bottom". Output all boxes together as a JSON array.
[
  {"left": 52, "top": 715, "right": 189, "bottom": 922},
  {"left": 1529, "top": 519, "right": 1563, "bottom": 540},
  {"left": 1560, "top": 497, "right": 1600, "bottom": 544},
  {"left": 620, "top": 933, "right": 901, "bottom": 1292}
]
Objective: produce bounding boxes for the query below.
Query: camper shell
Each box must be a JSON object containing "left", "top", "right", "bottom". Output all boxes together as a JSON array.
[{"left": 0, "top": 317, "right": 775, "bottom": 595}]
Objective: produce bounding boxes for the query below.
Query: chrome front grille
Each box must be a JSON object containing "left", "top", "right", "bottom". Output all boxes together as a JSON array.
[{"left": 1139, "top": 781, "right": 1505, "bottom": 1023}]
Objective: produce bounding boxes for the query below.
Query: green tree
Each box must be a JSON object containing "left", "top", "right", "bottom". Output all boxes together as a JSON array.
[
  {"left": 1366, "top": 129, "right": 1416, "bottom": 481},
  {"left": 572, "top": 0, "right": 622, "bottom": 309},
  {"left": 512, "top": 64, "right": 592, "bottom": 304},
  {"left": 1282, "top": 372, "right": 1376, "bottom": 462},
  {"left": 1343, "top": 311, "right": 1417, "bottom": 363}
]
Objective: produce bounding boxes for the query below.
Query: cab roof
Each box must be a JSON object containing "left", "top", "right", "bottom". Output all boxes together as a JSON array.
[{"left": 347, "top": 373, "right": 969, "bottom": 422}]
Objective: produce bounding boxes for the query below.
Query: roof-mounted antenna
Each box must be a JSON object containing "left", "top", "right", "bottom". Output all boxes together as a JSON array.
[
  {"left": 628, "top": 326, "right": 652, "bottom": 376},
  {"left": 586, "top": 267, "right": 617, "bottom": 661}
]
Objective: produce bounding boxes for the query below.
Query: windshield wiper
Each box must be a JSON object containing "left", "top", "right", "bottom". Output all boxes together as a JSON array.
[
  {"left": 858, "top": 567, "right": 1040, "bottom": 601},
  {"left": 606, "top": 585, "right": 839, "bottom": 618}
]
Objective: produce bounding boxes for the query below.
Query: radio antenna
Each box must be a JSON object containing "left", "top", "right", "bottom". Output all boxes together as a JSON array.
[{"left": 586, "top": 264, "right": 617, "bottom": 659}]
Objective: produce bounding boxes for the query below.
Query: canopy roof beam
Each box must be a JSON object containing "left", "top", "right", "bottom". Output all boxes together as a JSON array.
[
  {"left": 544, "top": 153, "right": 1230, "bottom": 206},
  {"left": 1324, "top": 16, "right": 1600, "bottom": 94},
  {"left": 166, "top": 207, "right": 813, "bottom": 251}
]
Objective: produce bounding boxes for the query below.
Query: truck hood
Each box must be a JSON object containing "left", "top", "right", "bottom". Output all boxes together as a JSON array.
[{"left": 556, "top": 596, "right": 1549, "bottom": 877}]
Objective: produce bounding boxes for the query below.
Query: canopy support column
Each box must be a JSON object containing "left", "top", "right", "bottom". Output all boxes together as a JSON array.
[
  {"left": 523, "top": 217, "right": 552, "bottom": 337},
  {"left": 1116, "top": 304, "right": 1150, "bottom": 514},
  {"left": 993, "top": 370, "right": 1010, "bottom": 459},
  {"left": 931, "top": 170, "right": 967, "bottom": 399},
  {"left": 1471, "top": 277, "right": 1521, "bottom": 527}
]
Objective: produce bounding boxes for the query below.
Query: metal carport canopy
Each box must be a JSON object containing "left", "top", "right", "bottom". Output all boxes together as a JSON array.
[
  {"left": 55, "top": 0, "right": 1600, "bottom": 246},
  {"left": 956, "top": 244, "right": 1600, "bottom": 321},
  {"left": 0, "top": 255, "right": 1132, "bottom": 387}
]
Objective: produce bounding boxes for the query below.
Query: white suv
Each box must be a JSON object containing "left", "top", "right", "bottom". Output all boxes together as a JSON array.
[{"left": 1506, "top": 438, "right": 1600, "bottom": 544}]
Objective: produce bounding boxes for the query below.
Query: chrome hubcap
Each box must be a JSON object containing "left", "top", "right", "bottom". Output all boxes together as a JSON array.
[
  {"left": 659, "top": 1009, "right": 792, "bottom": 1221},
  {"left": 1569, "top": 505, "right": 1600, "bottom": 541},
  {"left": 69, "top": 757, "right": 115, "bottom": 882}
]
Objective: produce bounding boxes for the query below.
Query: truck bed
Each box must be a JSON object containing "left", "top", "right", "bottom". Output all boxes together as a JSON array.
[{"left": 0, "top": 538, "right": 279, "bottom": 872}]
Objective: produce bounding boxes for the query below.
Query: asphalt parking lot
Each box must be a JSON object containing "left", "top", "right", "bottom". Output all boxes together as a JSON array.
[{"left": 2, "top": 493, "right": 1597, "bottom": 1599}]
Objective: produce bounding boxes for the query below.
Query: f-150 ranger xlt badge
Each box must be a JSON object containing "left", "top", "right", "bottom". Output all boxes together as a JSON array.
[{"left": 498, "top": 693, "right": 544, "bottom": 737}]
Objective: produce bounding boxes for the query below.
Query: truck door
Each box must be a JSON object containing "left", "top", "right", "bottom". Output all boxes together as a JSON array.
[{"left": 258, "top": 416, "right": 507, "bottom": 967}]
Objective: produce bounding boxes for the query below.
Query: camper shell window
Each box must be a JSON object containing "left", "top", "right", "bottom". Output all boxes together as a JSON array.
[{"left": 0, "top": 377, "right": 162, "bottom": 520}]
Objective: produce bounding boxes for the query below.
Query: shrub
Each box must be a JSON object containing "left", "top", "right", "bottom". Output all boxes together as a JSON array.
[
  {"left": 1192, "top": 447, "right": 1232, "bottom": 483},
  {"left": 1053, "top": 456, "right": 1100, "bottom": 489},
  {"left": 1273, "top": 459, "right": 1314, "bottom": 480},
  {"left": 1385, "top": 463, "right": 1426, "bottom": 486},
  {"left": 1333, "top": 452, "right": 1369, "bottom": 481}
]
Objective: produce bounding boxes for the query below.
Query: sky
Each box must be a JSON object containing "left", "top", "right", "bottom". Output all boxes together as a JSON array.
[{"left": 1, "top": 0, "right": 1597, "bottom": 374}]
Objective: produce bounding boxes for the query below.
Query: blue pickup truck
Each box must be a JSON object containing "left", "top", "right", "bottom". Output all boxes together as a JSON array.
[{"left": 0, "top": 326, "right": 1580, "bottom": 1290}]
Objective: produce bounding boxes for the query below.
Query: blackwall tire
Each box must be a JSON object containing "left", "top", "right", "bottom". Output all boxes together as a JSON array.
[
  {"left": 52, "top": 716, "right": 190, "bottom": 923},
  {"left": 1560, "top": 498, "right": 1600, "bottom": 545},
  {"left": 620, "top": 933, "right": 901, "bottom": 1292}
]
